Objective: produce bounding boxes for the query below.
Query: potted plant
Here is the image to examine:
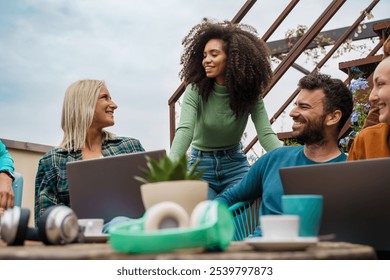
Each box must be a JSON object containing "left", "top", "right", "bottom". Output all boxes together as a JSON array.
[
  {"left": 135, "top": 154, "right": 204, "bottom": 183},
  {"left": 135, "top": 154, "right": 208, "bottom": 215}
]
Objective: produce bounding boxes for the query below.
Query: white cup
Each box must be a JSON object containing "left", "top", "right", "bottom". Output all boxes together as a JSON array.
[
  {"left": 260, "top": 215, "right": 299, "bottom": 240},
  {"left": 78, "top": 219, "right": 104, "bottom": 236}
]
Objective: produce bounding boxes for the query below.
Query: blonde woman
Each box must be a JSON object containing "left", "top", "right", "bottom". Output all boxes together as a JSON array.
[
  {"left": 34, "top": 80, "right": 144, "bottom": 226},
  {"left": 347, "top": 57, "right": 390, "bottom": 160}
]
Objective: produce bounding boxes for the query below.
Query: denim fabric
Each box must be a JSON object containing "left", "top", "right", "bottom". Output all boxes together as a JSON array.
[{"left": 188, "top": 144, "right": 250, "bottom": 199}]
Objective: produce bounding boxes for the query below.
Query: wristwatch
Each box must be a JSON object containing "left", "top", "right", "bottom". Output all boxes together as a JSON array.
[{"left": 0, "top": 170, "right": 15, "bottom": 181}]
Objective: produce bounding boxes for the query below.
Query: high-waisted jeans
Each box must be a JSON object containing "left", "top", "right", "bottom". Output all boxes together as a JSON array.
[{"left": 188, "top": 144, "right": 250, "bottom": 199}]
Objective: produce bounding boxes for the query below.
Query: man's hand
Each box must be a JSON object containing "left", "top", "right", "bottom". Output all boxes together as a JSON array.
[{"left": 0, "top": 172, "right": 14, "bottom": 210}]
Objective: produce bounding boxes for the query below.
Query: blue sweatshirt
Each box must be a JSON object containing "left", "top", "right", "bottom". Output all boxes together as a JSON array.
[{"left": 216, "top": 146, "right": 346, "bottom": 217}]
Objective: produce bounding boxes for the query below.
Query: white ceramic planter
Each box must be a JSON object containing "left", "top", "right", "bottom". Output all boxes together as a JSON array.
[{"left": 140, "top": 180, "right": 208, "bottom": 215}]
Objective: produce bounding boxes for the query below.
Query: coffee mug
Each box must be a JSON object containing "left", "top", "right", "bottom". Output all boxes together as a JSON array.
[
  {"left": 260, "top": 215, "right": 299, "bottom": 240},
  {"left": 282, "top": 195, "right": 323, "bottom": 237},
  {"left": 78, "top": 219, "right": 104, "bottom": 236}
]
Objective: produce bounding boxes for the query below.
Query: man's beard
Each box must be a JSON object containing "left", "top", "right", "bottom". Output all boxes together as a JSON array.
[{"left": 294, "top": 116, "right": 326, "bottom": 145}]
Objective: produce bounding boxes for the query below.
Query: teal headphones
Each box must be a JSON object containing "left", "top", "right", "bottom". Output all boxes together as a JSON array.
[{"left": 109, "top": 200, "right": 234, "bottom": 254}]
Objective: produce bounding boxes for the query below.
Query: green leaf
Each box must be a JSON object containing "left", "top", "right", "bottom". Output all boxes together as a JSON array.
[
  {"left": 134, "top": 175, "right": 149, "bottom": 185},
  {"left": 187, "top": 158, "right": 204, "bottom": 179},
  {"left": 167, "top": 163, "right": 187, "bottom": 181}
]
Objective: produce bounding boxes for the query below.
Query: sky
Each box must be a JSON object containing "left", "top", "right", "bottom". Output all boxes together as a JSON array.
[{"left": 0, "top": 0, "right": 389, "bottom": 153}]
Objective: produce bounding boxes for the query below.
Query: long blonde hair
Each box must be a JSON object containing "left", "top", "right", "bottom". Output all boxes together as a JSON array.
[{"left": 60, "top": 79, "right": 112, "bottom": 151}]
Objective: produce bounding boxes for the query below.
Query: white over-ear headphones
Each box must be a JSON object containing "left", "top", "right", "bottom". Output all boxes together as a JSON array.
[
  {"left": 143, "top": 201, "right": 213, "bottom": 231},
  {"left": 109, "top": 200, "right": 235, "bottom": 254}
]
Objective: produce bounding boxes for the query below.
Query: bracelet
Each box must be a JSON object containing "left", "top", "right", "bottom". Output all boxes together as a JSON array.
[{"left": 0, "top": 170, "right": 15, "bottom": 181}]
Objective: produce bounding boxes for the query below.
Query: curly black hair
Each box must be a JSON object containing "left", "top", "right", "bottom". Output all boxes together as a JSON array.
[{"left": 180, "top": 18, "right": 273, "bottom": 117}]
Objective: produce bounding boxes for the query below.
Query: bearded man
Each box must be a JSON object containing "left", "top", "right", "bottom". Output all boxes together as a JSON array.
[{"left": 216, "top": 73, "right": 353, "bottom": 234}]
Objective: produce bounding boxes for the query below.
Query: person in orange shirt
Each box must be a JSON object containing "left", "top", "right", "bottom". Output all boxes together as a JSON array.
[{"left": 347, "top": 56, "right": 390, "bottom": 160}]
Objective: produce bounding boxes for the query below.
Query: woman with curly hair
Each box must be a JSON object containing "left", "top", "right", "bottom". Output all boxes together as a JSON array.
[{"left": 169, "top": 19, "right": 282, "bottom": 199}]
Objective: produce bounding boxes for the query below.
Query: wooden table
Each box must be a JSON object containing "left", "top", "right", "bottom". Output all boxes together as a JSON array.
[{"left": 0, "top": 240, "right": 377, "bottom": 260}]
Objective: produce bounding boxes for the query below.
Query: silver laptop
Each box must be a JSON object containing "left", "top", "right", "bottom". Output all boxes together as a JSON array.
[
  {"left": 67, "top": 150, "right": 166, "bottom": 222},
  {"left": 279, "top": 157, "right": 390, "bottom": 251}
]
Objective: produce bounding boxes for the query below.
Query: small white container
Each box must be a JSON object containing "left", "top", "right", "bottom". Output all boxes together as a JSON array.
[
  {"left": 78, "top": 219, "right": 104, "bottom": 236},
  {"left": 260, "top": 215, "right": 300, "bottom": 240}
]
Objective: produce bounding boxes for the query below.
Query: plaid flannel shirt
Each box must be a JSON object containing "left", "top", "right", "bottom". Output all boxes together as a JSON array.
[{"left": 34, "top": 136, "right": 144, "bottom": 226}]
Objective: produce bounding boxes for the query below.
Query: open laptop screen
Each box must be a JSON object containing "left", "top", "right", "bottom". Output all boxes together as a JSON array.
[
  {"left": 67, "top": 150, "right": 166, "bottom": 222},
  {"left": 279, "top": 157, "right": 390, "bottom": 251}
]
